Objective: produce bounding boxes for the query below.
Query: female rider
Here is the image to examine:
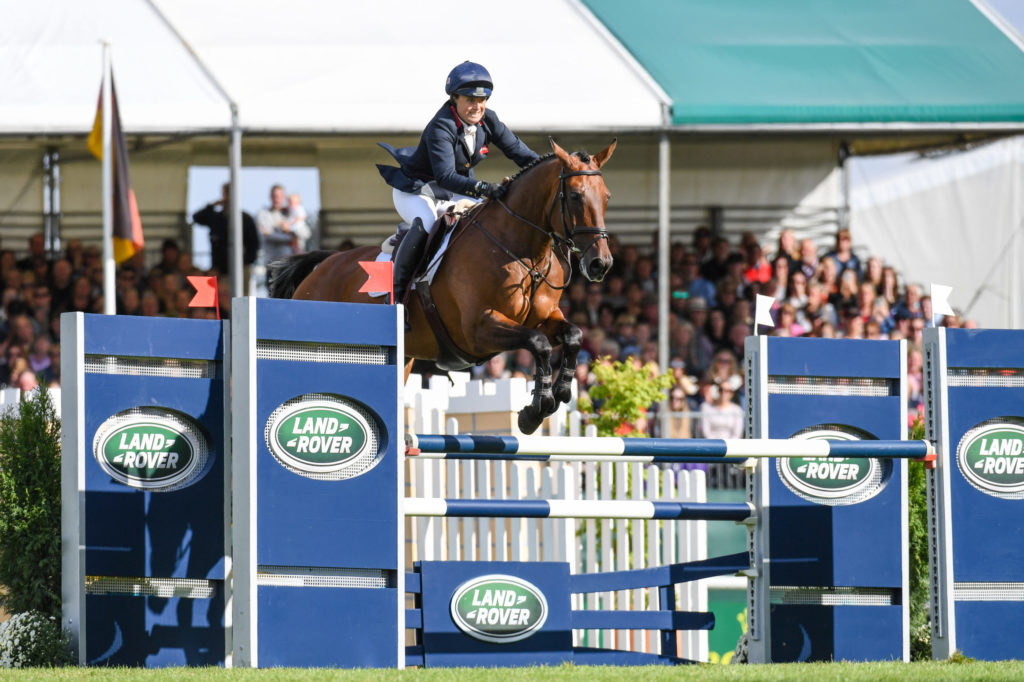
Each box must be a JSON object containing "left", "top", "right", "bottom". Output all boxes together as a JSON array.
[{"left": 376, "top": 61, "right": 539, "bottom": 317}]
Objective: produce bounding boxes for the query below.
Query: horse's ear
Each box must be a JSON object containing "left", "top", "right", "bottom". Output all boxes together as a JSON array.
[
  {"left": 594, "top": 138, "right": 617, "bottom": 168},
  {"left": 549, "top": 137, "right": 573, "bottom": 167}
]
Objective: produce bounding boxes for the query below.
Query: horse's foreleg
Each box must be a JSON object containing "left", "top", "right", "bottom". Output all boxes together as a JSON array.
[
  {"left": 472, "top": 311, "right": 554, "bottom": 435},
  {"left": 539, "top": 316, "right": 581, "bottom": 407}
]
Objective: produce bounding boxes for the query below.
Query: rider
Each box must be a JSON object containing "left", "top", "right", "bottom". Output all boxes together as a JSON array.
[{"left": 377, "top": 61, "right": 539, "bottom": 320}]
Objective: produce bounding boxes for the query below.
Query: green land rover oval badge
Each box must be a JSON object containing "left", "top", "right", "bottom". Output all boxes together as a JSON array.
[
  {"left": 265, "top": 394, "right": 380, "bottom": 479},
  {"left": 777, "top": 428, "right": 886, "bottom": 505},
  {"left": 93, "top": 408, "right": 207, "bottom": 491},
  {"left": 450, "top": 575, "right": 549, "bottom": 644},
  {"left": 957, "top": 421, "right": 1024, "bottom": 499}
]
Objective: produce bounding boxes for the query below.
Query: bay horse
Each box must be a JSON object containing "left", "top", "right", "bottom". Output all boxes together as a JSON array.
[{"left": 268, "top": 139, "right": 616, "bottom": 434}]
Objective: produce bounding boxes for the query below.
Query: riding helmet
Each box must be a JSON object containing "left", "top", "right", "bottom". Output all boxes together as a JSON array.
[{"left": 445, "top": 61, "right": 493, "bottom": 98}]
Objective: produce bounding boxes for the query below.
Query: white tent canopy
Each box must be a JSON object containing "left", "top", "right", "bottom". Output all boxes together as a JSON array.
[
  {"left": 851, "top": 136, "right": 1024, "bottom": 329},
  {"left": 1, "top": 0, "right": 668, "bottom": 136}
]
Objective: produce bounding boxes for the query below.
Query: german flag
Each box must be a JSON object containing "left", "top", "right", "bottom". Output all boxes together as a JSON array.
[{"left": 87, "top": 79, "right": 143, "bottom": 264}]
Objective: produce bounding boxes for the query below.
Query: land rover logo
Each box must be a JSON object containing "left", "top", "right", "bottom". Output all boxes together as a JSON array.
[
  {"left": 93, "top": 408, "right": 208, "bottom": 491},
  {"left": 957, "top": 420, "right": 1024, "bottom": 499},
  {"left": 777, "top": 428, "right": 885, "bottom": 505},
  {"left": 265, "top": 394, "right": 380, "bottom": 480},
  {"left": 450, "top": 575, "right": 548, "bottom": 644}
]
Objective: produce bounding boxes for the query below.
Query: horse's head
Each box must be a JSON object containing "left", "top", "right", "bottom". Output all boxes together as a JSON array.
[{"left": 550, "top": 139, "right": 616, "bottom": 282}]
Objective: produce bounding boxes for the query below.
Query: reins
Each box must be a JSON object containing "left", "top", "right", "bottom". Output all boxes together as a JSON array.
[{"left": 469, "top": 159, "right": 607, "bottom": 295}]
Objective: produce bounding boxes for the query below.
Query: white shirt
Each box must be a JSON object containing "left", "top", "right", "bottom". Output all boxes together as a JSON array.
[{"left": 463, "top": 124, "right": 477, "bottom": 154}]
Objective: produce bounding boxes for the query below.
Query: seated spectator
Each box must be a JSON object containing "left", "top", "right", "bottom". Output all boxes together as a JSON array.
[
  {"left": 864, "top": 319, "right": 885, "bottom": 340},
  {"left": 662, "top": 384, "right": 693, "bottom": 439},
  {"left": 880, "top": 266, "right": 901, "bottom": 306},
  {"left": 857, "top": 280, "right": 877, "bottom": 321},
  {"left": 679, "top": 254, "right": 716, "bottom": 306},
  {"left": 798, "top": 238, "right": 820, "bottom": 280},
  {"left": 786, "top": 270, "right": 808, "bottom": 309},
  {"left": 706, "top": 309, "right": 729, "bottom": 354},
  {"left": 698, "top": 378, "right": 744, "bottom": 439},
  {"left": 480, "top": 353, "right": 511, "bottom": 382},
  {"left": 773, "top": 228, "right": 800, "bottom": 272},
  {"left": 701, "top": 237, "right": 732, "bottom": 284},
  {"left": 776, "top": 302, "right": 806, "bottom": 337},
  {"left": 769, "top": 255, "right": 790, "bottom": 302},
  {"left": 893, "top": 283, "right": 923, "bottom": 320},
  {"left": 742, "top": 242, "right": 772, "bottom": 285},
  {"left": 863, "top": 256, "right": 884, "bottom": 293},
  {"left": 871, "top": 297, "right": 896, "bottom": 336},
  {"left": 824, "top": 229, "right": 861, "bottom": 278},
  {"left": 804, "top": 280, "right": 838, "bottom": 329},
  {"left": 829, "top": 268, "right": 859, "bottom": 318}
]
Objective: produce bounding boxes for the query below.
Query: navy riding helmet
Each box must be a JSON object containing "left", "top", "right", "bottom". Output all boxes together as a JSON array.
[{"left": 445, "top": 61, "right": 493, "bottom": 98}]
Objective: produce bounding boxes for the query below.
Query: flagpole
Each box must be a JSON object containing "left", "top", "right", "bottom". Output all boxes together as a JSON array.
[{"left": 100, "top": 41, "right": 116, "bottom": 315}]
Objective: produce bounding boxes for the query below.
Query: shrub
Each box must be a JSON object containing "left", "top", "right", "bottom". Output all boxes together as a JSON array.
[
  {"left": 0, "top": 610, "right": 72, "bottom": 668},
  {"left": 578, "top": 357, "right": 674, "bottom": 437},
  {"left": 0, "top": 388, "right": 62, "bottom": 617}
]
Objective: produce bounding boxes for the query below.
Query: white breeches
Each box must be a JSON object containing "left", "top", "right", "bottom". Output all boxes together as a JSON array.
[{"left": 392, "top": 188, "right": 477, "bottom": 234}]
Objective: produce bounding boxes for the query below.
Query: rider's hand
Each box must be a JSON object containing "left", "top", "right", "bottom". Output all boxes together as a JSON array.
[{"left": 474, "top": 181, "right": 507, "bottom": 201}]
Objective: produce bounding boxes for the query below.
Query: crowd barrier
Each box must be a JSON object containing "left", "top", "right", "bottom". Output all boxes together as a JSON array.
[{"left": 59, "top": 299, "right": 1019, "bottom": 667}]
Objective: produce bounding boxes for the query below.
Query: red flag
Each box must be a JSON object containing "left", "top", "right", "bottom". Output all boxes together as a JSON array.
[
  {"left": 187, "top": 275, "right": 218, "bottom": 308},
  {"left": 88, "top": 77, "right": 144, "bottom": 264},
  {"left": 358, "top": 261, "right": 394, "bottom": 304}
]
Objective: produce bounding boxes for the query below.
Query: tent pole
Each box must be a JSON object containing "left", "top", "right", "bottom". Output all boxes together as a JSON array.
[
  {"left": 143, "top": 0, "right": 241, "bottom": 297},
  {"left": 229, "top": 106, "right": 243, "bottom": 297},
  {"left": 657, "top": 131, "right": 671, "bottom": 376}
]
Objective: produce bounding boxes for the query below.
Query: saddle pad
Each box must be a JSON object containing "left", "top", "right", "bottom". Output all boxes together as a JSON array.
[{"left": 365, "top": 228, "right": 455, "bottom": 298}]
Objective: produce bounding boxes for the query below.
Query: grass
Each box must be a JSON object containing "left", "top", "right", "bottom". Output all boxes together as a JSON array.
[{"left": 2, "top": 662, "right": 1024, "bottom": 682}]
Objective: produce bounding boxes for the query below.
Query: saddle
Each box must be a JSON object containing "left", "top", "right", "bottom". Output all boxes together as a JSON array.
[{"left": 388, "top": 204, "right": 490, "bottom": 372}]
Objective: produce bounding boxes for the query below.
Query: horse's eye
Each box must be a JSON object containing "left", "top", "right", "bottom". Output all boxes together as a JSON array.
[{"left": 570, "top": 192, "right": 583, "bottom": 203}]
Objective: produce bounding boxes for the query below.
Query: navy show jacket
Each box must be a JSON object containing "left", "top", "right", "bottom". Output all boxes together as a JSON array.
[{"left": 377, "top": 101, "right": 538, "bottom": 199}]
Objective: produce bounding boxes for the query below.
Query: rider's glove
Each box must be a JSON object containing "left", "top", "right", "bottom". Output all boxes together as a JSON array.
[{"left": 473, "top": 181, "right": 507, "bottom": 201}]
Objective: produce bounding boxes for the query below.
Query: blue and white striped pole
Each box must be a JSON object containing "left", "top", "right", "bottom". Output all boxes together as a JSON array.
[
  {"left": 408, "top": 434, "right": 934, "bottom": 463},
  {"left": 405, "top": 498, "right": 755, "bottom": 522}
]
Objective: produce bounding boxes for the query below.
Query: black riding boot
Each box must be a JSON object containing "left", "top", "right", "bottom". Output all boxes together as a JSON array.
[{"left": 392, "top": 217, "right": 429, "bottom": 331}]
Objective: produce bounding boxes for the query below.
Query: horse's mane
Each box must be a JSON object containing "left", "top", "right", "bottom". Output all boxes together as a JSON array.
[{"left": 506, "top": 150, "right": 593, "bottom": 187}]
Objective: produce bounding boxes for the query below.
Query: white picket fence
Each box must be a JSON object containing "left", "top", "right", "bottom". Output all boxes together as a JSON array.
[
  {"left": 0, "top": 387, "right": 61, "bottom": 417},
  {"left": 404, "top": 376, "right": 711, "bottom": 661}
]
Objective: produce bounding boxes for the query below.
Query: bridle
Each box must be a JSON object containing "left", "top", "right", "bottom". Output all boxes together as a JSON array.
[
  {"left": 550, "top": 168, "right": 608, "bottom": 263},
  {"left": 474, "top": 163, "right": 608, "bottom": 291}
]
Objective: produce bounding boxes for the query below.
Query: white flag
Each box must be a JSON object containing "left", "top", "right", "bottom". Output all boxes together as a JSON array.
[
  {"left": 755, "top": 294, "right": 776, "bottom": 330},
  {"left": 931, "top": 283, "right": 955, "bottom": 317}
]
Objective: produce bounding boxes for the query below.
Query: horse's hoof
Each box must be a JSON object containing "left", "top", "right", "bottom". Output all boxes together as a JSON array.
[
  {"left": 518, "top": 409, "right": 542, "bottom": 435},
  {"left": 553, "top": 381, "right": 573, "bottom": 405}
]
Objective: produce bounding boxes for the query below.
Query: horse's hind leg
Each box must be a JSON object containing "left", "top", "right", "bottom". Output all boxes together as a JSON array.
[
  {"left": 472, "top": 311, "right": 555, "bottom": 435},
  {"left": 540, "top": 316, "right": 582, "bottom": 407}
]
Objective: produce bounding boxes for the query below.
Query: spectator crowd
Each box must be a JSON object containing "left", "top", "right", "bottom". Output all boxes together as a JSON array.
[
  {"left": 471, "top": 226, "right": 974, "bottom": 438},
  {"left": 1, "top": 208, "right": 971, "bottom": 441}
]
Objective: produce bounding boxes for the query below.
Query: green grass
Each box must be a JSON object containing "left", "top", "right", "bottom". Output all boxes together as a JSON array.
[{"left": 2, "top": 662, "right": 1024, "bottom": 682}]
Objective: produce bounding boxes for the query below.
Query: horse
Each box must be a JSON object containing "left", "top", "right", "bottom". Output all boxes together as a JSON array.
[{"left": 268, "top": 139, "right": 616, "bottom": 434}]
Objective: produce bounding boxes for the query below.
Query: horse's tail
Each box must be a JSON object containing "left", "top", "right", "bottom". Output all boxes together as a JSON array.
[{"left": 267, "top": 250, "right": 334, "bottom": 299}]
